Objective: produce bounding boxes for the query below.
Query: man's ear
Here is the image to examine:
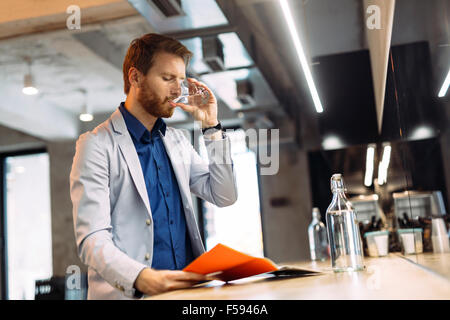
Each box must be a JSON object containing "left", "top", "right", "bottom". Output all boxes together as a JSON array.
[{"left": 128, "top": 67, "right": 142, "bottom": 89}]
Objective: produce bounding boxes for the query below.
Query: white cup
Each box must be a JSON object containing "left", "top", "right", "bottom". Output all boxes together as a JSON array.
[
  {"left": 400, "top": 233, "right": 416, "bottom": 254},
  {"left": 364, "top": 231, "right": 389, "bottom": 257},
  {"left": 431, "top": 218, "right": 450, "bottom": 253},
  {"left": 374, "top": 234, "right": 389, "bottom": 256}
]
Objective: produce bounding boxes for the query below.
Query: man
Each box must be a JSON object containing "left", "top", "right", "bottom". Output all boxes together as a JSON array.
[{"left": 70, "top": 33, "right": 238, "bottom": 300}]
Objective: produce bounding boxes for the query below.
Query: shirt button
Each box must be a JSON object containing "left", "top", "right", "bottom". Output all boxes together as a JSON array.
[
  {"left": 145, "top": 253, "right": 150, "bottom": 260},
  {"left": 115, "top": 283, "right": 124, "bottom": 291},
  {"left": 166, "top": 192, "right": 170, "bottom": 197},
  {"left": 146, "top": 219, "right": 151, "bottom": 226},
  {"left": 170, "top": 220, "right": 174, "bottom": 225}
]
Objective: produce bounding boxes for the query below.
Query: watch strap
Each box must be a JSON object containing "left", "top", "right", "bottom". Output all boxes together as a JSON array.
[{"left": 202, "top": 122, "right": 222, "bottom": 134}]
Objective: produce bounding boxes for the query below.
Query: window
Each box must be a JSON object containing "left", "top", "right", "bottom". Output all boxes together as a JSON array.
[
  {"left": 198, "top": 129, "right": 264, "bottom": 257},
  {"left": 1, "top": 151, "right": 52, "bottom": 300}
]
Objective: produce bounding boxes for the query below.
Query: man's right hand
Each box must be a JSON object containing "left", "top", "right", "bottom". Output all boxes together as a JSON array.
[{"left": 133, "top": 267, "right": 208, "bottom": 296}]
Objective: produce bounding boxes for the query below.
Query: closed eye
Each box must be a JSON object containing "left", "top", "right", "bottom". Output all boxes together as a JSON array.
[{"left": 162, "top": 74, "right": 185, "bottom": 82}]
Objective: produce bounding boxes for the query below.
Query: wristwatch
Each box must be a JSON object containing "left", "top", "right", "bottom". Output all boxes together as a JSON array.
[{"left": 202, "top": 122, "right": 223, "bottom": 135}]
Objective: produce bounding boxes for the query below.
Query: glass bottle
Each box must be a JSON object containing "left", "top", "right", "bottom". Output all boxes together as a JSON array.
[
  {"left": 326, "top": 174, "right": 365, "bottom": 272},
  {"left": 308, "top": 208, "right": 329, "bottom": 261}
]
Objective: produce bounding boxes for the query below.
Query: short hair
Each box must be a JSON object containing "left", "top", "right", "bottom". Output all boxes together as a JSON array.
[{"left": 122, "top": 33, "right": 193, "bottom": 94}]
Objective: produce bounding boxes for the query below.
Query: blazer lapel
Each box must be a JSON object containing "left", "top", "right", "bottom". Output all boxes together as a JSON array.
[{"left": 110, "top": 109, "right": 152, "bottom": 218}]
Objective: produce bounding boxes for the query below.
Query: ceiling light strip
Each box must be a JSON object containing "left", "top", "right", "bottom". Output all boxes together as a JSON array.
[
  {"left": 438, "top": 67, "right": 450, "bottom": 97},
  {"left": 364, "top": 145, "right": 375, "bottom": 187},
  {"left": 378, "top": 144, "right": 391, "bottom": 185},
  {"left": 279, "top": 0, "right": 323, "bottom": 113}
]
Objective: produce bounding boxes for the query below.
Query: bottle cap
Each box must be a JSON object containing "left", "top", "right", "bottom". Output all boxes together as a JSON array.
[
  {"left": 330, "top": 173, "right": 345, "bottom": 191},
  {"left": 312, "top": 207, "right": 321, "bottom": 219}
]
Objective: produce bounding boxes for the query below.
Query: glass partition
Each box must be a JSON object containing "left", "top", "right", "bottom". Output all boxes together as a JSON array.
[
  {"left": 388, "top": 0, "right": 450, "bottom": 273},
  {"left": 304, "top": 0, "right": 449, "bottom": 279}
]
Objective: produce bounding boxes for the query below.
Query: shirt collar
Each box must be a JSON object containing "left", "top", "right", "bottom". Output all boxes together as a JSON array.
[{"left": 118, "top": 102, "right": 166, "bottom": 143}]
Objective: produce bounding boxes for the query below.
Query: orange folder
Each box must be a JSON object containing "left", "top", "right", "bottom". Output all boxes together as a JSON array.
[{"left": 183, "top": 243, "right": 279, "bottom": 282}]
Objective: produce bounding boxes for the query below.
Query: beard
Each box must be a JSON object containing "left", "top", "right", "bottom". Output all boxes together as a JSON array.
[{"left": 137, "top": 81, "right": 175, "bottom": 118}]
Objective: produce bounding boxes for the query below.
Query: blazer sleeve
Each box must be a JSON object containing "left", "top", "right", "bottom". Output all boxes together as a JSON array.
[
  {"left": 70, "top": 132, "right": 147, "bottom": 298},
  {"left": 187, "top": 132, "right": 238, "bottom": 207}
]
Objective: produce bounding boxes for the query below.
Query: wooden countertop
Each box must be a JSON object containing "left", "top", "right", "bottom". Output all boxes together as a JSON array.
[
  {"left": 413, "top": 253, "right": 450, "bottom": 279},
  {"left": 145, "top": 253, "right": 450, "bottom": 300}
]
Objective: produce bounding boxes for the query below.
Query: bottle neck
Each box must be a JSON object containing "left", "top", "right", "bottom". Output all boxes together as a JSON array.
[
  {"left": 328, "top": 188, "right": 352, "bottom": 213},
  {"left": 330, "top": 189, "right": 348, "bottom": 208},
  {"left": 332, "top": 188, "right": 347, "bottom": 199}
]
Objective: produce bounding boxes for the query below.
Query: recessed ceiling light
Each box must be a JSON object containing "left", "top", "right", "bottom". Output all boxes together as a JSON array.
[
  {"left": 322, "top": 135, "right": 343, "bottom": 150},
  {"left": 411, "top": 125, "right": 434, "bottom": 140},
  {"left": 79, "top": 113, "right": 94, "bottom": 122}
]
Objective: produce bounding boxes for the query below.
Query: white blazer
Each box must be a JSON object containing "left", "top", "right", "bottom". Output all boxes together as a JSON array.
[{"left": 70, "top": 108, "right": 237, "bottom": 300}]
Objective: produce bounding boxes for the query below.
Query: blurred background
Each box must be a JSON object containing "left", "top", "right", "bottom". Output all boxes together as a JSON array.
[{"left": 0, "top": 0, "right": 448, "bottom": 299}]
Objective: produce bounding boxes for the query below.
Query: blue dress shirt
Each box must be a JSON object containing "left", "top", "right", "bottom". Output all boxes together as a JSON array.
[{"left": 119, "top": 103, "right": 193, "bottom": 270}]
